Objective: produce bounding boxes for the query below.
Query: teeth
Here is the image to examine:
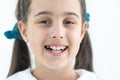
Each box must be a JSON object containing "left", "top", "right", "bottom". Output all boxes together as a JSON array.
[
  {"left": 45, "top": 45, "right": 67, "bottom": 52},
  {"left": 50, "top": 46, "right": 66, "bottom": 51},
  {"left": 52, "top": 50, "right": 62, "bottom": 53}
]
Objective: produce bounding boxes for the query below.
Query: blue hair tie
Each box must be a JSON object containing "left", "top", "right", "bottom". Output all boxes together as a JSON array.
[
  {"left": 4, "top": 22, "right": 23, "bottom": 40},
  {"left": 86, "top": 13, "right": 90, "bottom": 22}
]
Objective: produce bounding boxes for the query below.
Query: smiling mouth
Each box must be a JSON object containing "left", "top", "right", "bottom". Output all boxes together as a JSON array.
[{"left": 44, "top": 45, "right": 68, "bottom": 53}]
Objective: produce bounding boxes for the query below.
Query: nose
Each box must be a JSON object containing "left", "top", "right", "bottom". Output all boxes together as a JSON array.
[{"left": 50, "top": 23, "right": 65, "bottom": 39}]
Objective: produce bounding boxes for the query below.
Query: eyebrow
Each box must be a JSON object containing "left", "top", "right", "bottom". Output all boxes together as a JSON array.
[
  {"left": 34, "top": 11, "right": 52, "bottom": 17},
  {"left": 63, "top": 12, "right": 79, "bottom": 18},
  {"left": 34, "top": 11, "right": 79, "bottom": 18}
]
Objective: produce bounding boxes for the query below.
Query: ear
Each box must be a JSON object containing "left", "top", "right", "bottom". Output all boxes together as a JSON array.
[
  {"left": 18, "top": 21, "right": 28, "bottom": 42},
  {"left": 80, "top": 21, "right": 88, "bottom": 43}
]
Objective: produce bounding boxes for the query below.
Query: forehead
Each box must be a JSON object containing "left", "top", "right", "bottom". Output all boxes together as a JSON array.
[{"left": 30, "top": 0, "right": 81, "bottom": 16}]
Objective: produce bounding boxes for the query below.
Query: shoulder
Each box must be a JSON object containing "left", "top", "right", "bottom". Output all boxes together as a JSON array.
[
  {"left": 75, "top": 69, "right": 99, "bottom": 80},
  {"left": 5, "top": 69, "right": 36, "bottom": 80}
]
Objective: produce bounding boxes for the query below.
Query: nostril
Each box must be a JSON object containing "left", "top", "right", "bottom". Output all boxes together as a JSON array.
[
  {"left": 60, "top": 36, "right": 63, "bottom": 39},
  {"left": 52, "top": 36, "right": 63, "bottom": 39},
  {"left": 53, "top": 36, "right": 56, "bottom": 38}
]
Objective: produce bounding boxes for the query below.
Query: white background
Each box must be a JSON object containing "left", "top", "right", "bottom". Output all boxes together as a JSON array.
[{"left": 0, "top": 0, "right": 120, "bottom": 80}]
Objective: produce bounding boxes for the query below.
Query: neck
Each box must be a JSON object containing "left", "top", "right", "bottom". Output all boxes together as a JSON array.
[{"left": 32, "top": 63, "right": 79, "bottom": 80}]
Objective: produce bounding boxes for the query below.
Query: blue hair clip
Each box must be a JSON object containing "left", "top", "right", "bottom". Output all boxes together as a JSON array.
[
  {"left": 4, "top": 22, "right": 23, "bottom": 40},
  {"left": 86, "top": 13, "right": 90, "bottom": 22}
]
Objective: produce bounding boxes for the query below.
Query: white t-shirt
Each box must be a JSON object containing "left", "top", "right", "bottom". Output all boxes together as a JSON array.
[{"left": 5, "top": 69, "right": 99, "bottom": 80}]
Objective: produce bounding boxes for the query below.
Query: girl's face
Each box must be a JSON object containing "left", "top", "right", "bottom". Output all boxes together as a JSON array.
[{"left": 19, "top": 0, "right": 87, "bottom": 69}]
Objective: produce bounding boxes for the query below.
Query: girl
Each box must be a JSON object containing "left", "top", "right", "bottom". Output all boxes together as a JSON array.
[{"left": 4, "top": 0, "right": 98, "bottom": 80}]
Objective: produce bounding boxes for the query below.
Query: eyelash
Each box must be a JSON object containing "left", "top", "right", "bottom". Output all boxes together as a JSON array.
[
  {"left": 38, "top": 19, "right": 75, "bottom": 25},
  {"left": 39, "top": 19, "right": 50, "bottom": 24},
  {"left": 64, "top": 20, "right": 75, "bottom": 25}
]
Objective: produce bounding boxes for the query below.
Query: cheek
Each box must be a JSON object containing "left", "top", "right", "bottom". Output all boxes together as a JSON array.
[
  {"left": 28, "top": 27, "right": 47, "bottom": 43},
  {"left": 68, "top": 29, "right": 82, "bottom": 43},
  {"left": 67, "top": 29, "right": 82, "bottom": 56},
  {"left": 27, "top": 28, "right": 47, "bottom": 54}
]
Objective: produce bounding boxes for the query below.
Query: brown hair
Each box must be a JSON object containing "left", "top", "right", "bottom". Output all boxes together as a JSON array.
[{"left": 7, "top": 0, "right": 93, "bottom": 77}]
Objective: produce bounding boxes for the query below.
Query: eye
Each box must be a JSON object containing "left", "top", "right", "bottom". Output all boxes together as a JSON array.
[
  {"left": 39, "top": 19, "right": 50, "bottom": 24},
  {"left": 64, "top": 20, "right": 75, "bottom": 25}
]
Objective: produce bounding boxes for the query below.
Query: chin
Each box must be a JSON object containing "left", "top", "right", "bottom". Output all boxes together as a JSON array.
[{"left": 44, "top": 61, "right": 67, "bottom": 70}]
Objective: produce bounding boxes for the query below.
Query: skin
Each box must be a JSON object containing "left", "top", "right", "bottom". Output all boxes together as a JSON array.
[{"left": 18, "top": 0, "right": 88, "bottom": 80}]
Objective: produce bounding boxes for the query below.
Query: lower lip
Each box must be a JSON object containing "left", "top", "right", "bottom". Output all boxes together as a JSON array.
[{"left": 45, "top": 49, "right": 66, "bottom": 56}]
